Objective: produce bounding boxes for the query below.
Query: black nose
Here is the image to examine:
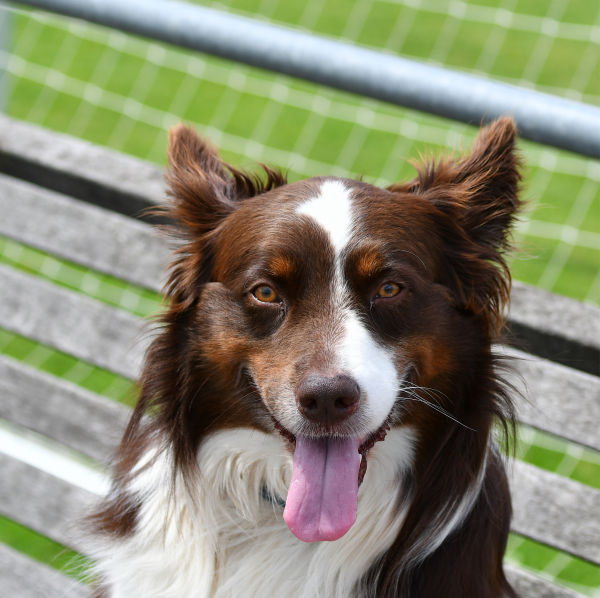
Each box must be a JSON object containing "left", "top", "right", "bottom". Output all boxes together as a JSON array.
[{"left": 296, "top": 373, "right": 360, "bottom": 426}]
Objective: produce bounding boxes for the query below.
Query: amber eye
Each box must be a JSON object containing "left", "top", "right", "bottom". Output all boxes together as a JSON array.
[
  {"left": 376, "top": 282, "right": 402, "bottom": 299},
  {"left": 252, "top": 285, "right": 280, "bottom": 303}
]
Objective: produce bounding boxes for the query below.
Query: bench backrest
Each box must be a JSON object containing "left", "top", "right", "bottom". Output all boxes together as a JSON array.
[{"left": 0, "top": 114, "right": 598, "bottom": 597}]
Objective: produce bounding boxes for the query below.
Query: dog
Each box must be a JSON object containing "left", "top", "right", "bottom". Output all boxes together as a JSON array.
[{"left": 90, "top": 117, "right": 521, "bottom": 597}]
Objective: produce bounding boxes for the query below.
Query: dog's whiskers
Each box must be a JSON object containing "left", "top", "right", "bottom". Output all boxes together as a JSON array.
[{"left": 400, "top": 385, "right": 477, "bottom": 432}]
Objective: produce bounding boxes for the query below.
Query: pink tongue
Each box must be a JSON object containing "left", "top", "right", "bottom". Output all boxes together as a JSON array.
[{"left": 283, "top": 435, "right": 361, "bottom": 542}]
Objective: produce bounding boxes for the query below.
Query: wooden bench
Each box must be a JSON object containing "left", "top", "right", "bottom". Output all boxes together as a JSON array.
[{"left": 1, "top": 114, "right": 598, "bottom": 597}]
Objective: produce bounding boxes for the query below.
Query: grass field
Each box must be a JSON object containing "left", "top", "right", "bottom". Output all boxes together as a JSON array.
[
  {"left": 1, "top": 0, "right": 599, "bottom": 594},
  {"left": 4, "top": 0, "right": 600, "bottom": 304}
]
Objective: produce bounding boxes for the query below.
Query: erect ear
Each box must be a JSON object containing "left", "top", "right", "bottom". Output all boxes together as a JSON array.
[
  {"left": 159, "top": 125, "right": 232, "bottom": 304},
  {"left": 166, "top": 124, "right": 236, "bottom": 237},
  {"left": 162, "top": 125, "right": 287, "bottom": 305},
  {"left": 166, "top": 124, "right": 287, "bottom": 233},
  {"left": 391, "top": 117, "right": 521, "bottom": 252},
  {"left": 389, "top": 118, "right": 522, "bottom": 330}
]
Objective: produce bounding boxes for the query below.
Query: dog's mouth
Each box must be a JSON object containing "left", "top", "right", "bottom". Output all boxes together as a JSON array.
[{"left": 272, "top": 417, "right": 391, "bottom": 543}]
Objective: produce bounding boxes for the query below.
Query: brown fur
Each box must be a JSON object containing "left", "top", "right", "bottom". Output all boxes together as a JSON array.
[{"left": 92, "top": 118, "right": 521, "bottom": 597}]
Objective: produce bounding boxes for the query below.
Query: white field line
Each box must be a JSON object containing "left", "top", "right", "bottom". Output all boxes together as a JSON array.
[{"left": 0, "top": 419, "right": 109, "bottom": 496}]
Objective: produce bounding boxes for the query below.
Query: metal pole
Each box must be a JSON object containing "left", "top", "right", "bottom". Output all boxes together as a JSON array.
[
  {"left": 12, "top": 0, "right": 600, "bottom": 159},
  {"left": 0, "top": 4, "right": 11, "bottom": 112}
]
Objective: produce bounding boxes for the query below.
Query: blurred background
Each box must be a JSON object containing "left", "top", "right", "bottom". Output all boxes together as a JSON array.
[
  {"left": 2, "top": 0, "right": 599, "bottom": 304},
  {"left": 0, "top": 0, "right": 598, "bottom": 595}
]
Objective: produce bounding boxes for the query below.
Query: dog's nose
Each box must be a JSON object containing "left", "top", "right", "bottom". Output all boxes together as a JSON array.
[{"left": 296, "top": 373, "right": 360, "bottom": 426}]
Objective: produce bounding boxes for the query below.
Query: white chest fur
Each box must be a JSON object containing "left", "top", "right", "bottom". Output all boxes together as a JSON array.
[{"left": 93, "top": 428, "right": 416, "bottom": 598}]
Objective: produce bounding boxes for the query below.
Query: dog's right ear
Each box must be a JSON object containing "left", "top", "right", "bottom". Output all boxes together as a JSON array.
[
  {"left": 166, "top": 124, "right": 238, "bottom": 238},
  {"left": 161, "top": 125, "right": 239, "bottom": 305},
  {"left": 162, "top": 125, "right": 286, "bottom": 305},
  {"left": 166, "top": 124, "right": 286, "bottom": 233}
]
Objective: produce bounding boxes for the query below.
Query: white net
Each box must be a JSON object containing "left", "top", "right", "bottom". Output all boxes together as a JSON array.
[{"left": 1, "top": 0, "right": 598, "bottom": 304}]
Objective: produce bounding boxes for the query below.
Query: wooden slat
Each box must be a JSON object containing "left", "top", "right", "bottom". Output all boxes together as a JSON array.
[
  {"left": 0, "top": 264, "right": 147, "bottom": 379},
  {"left": 509, "top": 282, "right": 600, "bottom": 376},
  {"left": 0, "top": 452, "right": 97, "bottom": 554},
  {"left": 505, "top": 564, "right": 584, "bottom": 598},
  {"left": 505, "top": 347, "right": 600, "bottom": 452},
  {"left": 510, "top": 460, "right": 600, "bottom": 565},
  {"left": 0, "top": 173, "right": 169, "bottom": 291},
  {"left": 0, "top": 113, "right": 163, "bottom": 218},
  {"left": 0, "top": 543, "right": 91, "bottom": 598},
  {"left": 0, "top": 355, "right": 129, "bottom": 464}
]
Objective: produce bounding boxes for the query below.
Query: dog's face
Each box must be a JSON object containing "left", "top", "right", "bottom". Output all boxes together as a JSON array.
[
  {"left": 203, "top": 177, "right": 458, "bottom": 438},
  {"left": 160, "top": 118, "right": 520, "bottom": 542}
]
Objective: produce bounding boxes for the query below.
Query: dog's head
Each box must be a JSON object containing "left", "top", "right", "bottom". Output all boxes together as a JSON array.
[{"left": 139, "top": 118, "right": 520, "bottom": 543}]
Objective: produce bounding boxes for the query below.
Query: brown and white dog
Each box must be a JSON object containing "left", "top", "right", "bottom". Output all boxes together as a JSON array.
[{"left": 91, "top": 118, "right": 521, "bottom": 597}]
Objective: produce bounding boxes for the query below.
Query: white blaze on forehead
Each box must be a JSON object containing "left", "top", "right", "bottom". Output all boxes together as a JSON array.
[
  {"left": 296, "top": 179, "right": 354, "bottom": 255},
  {"left": 297, "top": 180, "right": 399, "bottom": 433}
]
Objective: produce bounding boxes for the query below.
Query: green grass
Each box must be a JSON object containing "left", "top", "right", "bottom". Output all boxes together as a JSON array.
[
  {"left": 0, "top": 515, "right": 91, "bottom": 584},
  {"left": 0, "top": 235, "right": 163, "bottom": 318},
  {"left": 0, "top": 328, "right": 136, "bottom": 405},
  {"left": 506, "top": 534, "right": 600, "bottom": 596},
  {"left": 516, "top": 425, "right": 600, "bottom": 490}
]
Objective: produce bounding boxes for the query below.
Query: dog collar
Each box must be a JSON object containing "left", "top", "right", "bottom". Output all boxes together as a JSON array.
[{"left": 261, "top": 485, "right": 286, "bottom": 509}]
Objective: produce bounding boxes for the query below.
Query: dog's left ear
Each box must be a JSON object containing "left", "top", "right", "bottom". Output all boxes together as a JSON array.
[
  {"left": 392, "top": 117, "right": 521, "bottom": 252},
  {"left": 390, "top": 118, "right": 522, "bottom": 328}
]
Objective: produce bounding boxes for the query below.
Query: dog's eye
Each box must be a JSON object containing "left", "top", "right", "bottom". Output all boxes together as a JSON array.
[
  {"left": 376, "top": 282, "right": 402, "bottom": 299},
  {"left": 252, "top": 285, "right": 281, "bottom": 303}
]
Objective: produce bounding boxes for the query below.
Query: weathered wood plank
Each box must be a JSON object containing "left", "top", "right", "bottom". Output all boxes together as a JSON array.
[
  {"left": 505, "top": 564, "right": 585, "bottom": 598},
  {"left": 510, "top": 460, "right": 600, "bottom": 566},
  {"left": 509, "top": 282, "right": 600, "bottom": 376},
  {"left": 0, "top": 543, "right": 91, "bottom": 598},
  {"left": 0, "top": 452, "right": 97, "bottom": 554},
  {"left": 0, "top": 355, "right": 129, "bottom": 464},
  {"left": 0, "top": 173, "right": 169, "bottom": 292},
  {"left": 0, "top": 114, "right": 163, "bottom": 218},
  {"left": 504, "top": 347, "right": 600, "bottom": 452},
  {"left": 0, "top": 264, "right": 147, "bottom": 379}
]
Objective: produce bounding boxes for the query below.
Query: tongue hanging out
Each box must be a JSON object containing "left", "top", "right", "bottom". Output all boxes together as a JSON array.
[{"left": 283, "top": 435, "right": 361, "bottom": 542}]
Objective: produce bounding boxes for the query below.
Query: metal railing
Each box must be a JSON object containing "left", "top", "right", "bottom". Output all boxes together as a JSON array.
[
  {"left": 0, "top": 7, "right": 10, "bottom": 111},
  {"left": 10, "top": 0, "right": 600, "bottom": 159}
]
